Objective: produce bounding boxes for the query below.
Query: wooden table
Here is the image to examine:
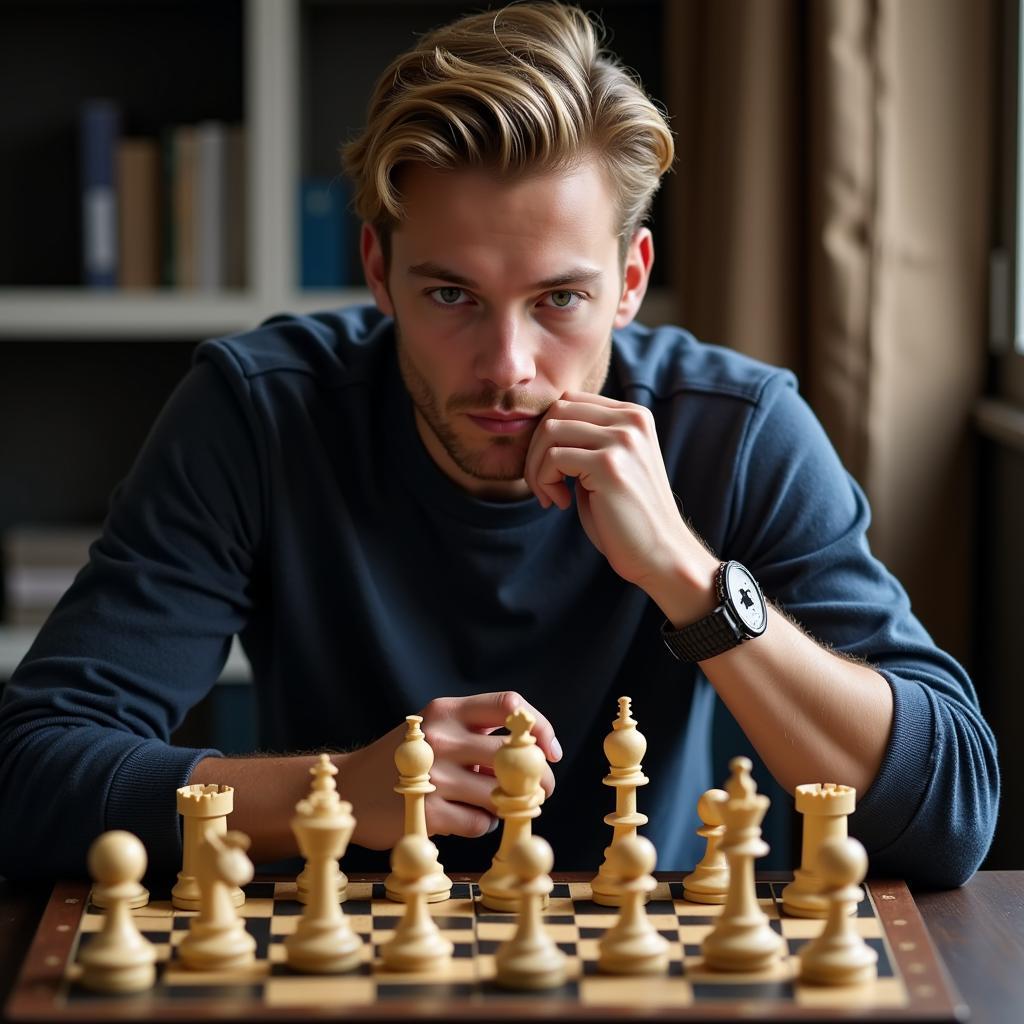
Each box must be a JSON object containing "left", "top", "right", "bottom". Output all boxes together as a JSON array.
[{"left": 0, "top": 872, "right": 1021, "bottom": 1022}]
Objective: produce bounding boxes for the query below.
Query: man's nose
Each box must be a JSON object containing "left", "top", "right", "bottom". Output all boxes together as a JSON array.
[{"left": 473, "top": 313, "right": 537, "bottom": 390}]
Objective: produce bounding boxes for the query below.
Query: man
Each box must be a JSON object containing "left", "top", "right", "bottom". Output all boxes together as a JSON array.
[{"left": 0, "top": 3, "right": 997, "bottom": 886}]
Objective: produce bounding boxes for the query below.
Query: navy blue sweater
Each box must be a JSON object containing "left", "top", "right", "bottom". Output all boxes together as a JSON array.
[{"left": 0, "top": 307, "right": 998, "bottom": 885}]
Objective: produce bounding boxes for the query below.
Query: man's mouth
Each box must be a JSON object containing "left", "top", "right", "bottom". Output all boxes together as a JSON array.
[{"left": 465, "top": 411, "right": 541, "bottom": 435}]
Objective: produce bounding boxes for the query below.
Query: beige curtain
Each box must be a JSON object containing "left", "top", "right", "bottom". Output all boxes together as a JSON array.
[{"left": 665, "top": 0, "right": 994, "bottom": 663}]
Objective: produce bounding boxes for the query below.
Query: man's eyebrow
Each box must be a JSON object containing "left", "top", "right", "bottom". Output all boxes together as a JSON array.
[{"left": 407, "top": 262, "right": 604, "bottom": 290}]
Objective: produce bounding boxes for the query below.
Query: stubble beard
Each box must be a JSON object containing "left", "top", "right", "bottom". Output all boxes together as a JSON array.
[{"left": 395, "top": 318, "right": 613, "bottom": 483}]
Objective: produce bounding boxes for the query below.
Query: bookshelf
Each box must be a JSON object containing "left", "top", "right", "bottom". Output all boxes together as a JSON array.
[{"left": 0, "top": 0, "right": 675, "bottom": 339}]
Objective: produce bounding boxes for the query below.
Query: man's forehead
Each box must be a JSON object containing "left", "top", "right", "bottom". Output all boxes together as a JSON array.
[{"left": 393, "top": 161, "right": 618, "bottom": 236}]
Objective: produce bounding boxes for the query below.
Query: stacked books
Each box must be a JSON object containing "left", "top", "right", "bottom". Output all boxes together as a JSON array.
[
  {"left": 80, "top": 99, "right": 246, "bottom": 290},
  {"left": 2, "top": 526, "right": 101, "bottom": 627}
]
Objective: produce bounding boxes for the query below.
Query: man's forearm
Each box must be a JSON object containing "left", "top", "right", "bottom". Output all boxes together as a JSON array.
[
  {"left": 703, "top": 607, "right": 893, "bottom": 795},
  {"left": 188, "top": 753, "right": 347, "bottom": 864},
  {"left": 650, "top": 555, "right": 895, "bottom": 797}
]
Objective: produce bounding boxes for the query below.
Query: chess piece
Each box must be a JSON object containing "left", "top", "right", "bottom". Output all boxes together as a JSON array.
[
  {"left": 285, "top": 780, "right": 363, "bottom": 973},
  {"left": 479, "top": 708, "right": 548, "bottom": 912},
  {"left": 494, "top": 836, "right": 566, "bottom": 989},
  {"left": 597, "top": 834, "right": 669, "bottom": 974},
  {"left": 782, "top": 783, "right": 857, "bottom": 918},
  {"left": 296, "top": 755, "right": 348, "bottom": 905},
  {"left": 682, "top": 789, "right": 730, "bottom": 904},
  {"left": 381, "top": 834, "right": 454, "bottom": 971},
  {"left": 385, "top": 716, "right": 453, "bottom": 904},
  {"left": 590, "top": 696, "right": 650, "bottom": 908},
  {"left": 172, "top": 784, "right": 244, "bottom": 910},
  {"left": 798, "top": 836, "right": 878, "bottom": 985},
  {"left": 89, "top": 829, "right": 150, "bottom": 911},
  {"left": 78, "top": 831, "right": 157, "bottom": 993},
  {"left": 701, "top": 757, "right": 785, "bottom": 972},
  {"left": 178, "top": 830, "right": 256, "bottom": 970}
]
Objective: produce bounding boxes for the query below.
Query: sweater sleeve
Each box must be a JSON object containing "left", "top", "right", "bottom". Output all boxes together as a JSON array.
[
  {"left": 0, "top": 354, "right": 264, "bottom": 879},
  {"left": 724, "top": 375, "right": 999, "bottom": 888}
]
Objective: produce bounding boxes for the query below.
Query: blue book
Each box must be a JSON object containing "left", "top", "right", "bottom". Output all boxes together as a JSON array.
[
  {"left": 80, "top": 99, "right": 121, "bottom": 288},
  {"left": 299, "top": 178, "right": 348, "bottom": 288}
]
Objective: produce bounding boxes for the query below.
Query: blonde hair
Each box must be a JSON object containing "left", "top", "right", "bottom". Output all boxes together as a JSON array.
[{"left": 341, "top": 2, "right": 674, "bottom": 257}]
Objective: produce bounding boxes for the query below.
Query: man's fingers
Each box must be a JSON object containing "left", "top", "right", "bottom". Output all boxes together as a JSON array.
[
  {"left": 425, "top": 793, "right": 497, "bottom": 839},
  {"left": 431, "top": 762, "right": 501, "bottom": 809},
  {"left": 526, "top": 419, "right": 610, "bottom": 508},
  {"left": 432, "top": 691, "right": 562, "bottom": 763},
  {"left": 559, "top": 389, "right": 629, "bottom": 410}
]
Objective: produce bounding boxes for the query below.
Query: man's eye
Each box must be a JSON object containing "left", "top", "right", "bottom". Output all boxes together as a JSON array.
[
  {"left": 546, "top": 290, "right": 581, "bottom": 309},
  {"left": 430, "top": 287, "right": 467, "bottom": 305}
]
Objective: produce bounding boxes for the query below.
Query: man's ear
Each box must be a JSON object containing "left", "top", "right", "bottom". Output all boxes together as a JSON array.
[
  {"left": 614, "top": 228, "right": 654, "bottom": 329},
  {"left": 360, "top": 223, "right": 395, "bottom": 317}
]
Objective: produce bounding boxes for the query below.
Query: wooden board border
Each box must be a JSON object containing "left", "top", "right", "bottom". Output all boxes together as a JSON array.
[{"left": 6, "top": 874, "right": 970, "bottom": 1022}]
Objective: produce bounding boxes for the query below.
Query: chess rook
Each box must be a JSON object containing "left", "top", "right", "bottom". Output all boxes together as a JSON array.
[
  {"left": 285, "top": 774, "right": 363, "bottom": 973},
  {"left": 597, "top": 835, "right": 668, "bottom": 975},
  {"left": 177, "top": 830, "right": 256, "bottom": 970},
  {"left": 590, "top": 696, "right": 650, "bottom": 908},
  {"left": 384, "top": 716, "right": 453, "bottom": 904},
  {"left": 296, "top": 755, "right": 348, "bottom": 905},
  {"left": 782, "top": 782, "right": 857, "bottom": 918},
  {"left": 682, "top": 788, "right": 730, "bottom": 904},
  {"left": 494, "top": 836, "right": 566, "bottom": 990},
  {"left": 172, "top": 784, "right": 244, "bottom": 911},
  {"left": 798, "top": 836, "right": 878, "bottom": 985},
  {"left": 479, "top": 708, "right": 548, "bottom": 912},
  {"left": 701, "top": 757, "right": 785, "bottom": 972},
  {"left": 78, "top": 831, "right": 157, "bottom": 993}
]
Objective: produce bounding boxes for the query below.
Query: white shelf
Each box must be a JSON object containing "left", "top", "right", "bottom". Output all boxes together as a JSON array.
[
  {"left": 0, "top": 625, "right": 252, "bottom": 684},
  {"left": 0, "top": 288, "right": 374, "bottom": 339}
]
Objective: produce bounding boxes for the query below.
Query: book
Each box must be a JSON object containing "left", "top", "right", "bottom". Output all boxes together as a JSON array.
[
  {"left": 117, "top": 138, "right": 160, "bottom": 288},
  {"left": 225, "top": 124, "right": 247, "bottom": 289},
  {"left": 173, "top": 124, "right": 197, "bottom": 289},
  {"left": 80, "top": 99, "right": 121, "bottom": 288},
  {"left": 195, "top": 120, "right": 226, "bottom": 291},
  {"left": 299, "top": 177, "right": 348, "bottom": 288}
]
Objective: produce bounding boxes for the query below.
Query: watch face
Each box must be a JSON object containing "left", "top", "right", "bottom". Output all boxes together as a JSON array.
[{"left": 722, "top": 562, "right": 767, "bottom": 635}]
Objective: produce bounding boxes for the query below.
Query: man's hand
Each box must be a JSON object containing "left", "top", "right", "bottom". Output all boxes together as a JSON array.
[
  {"left": 523, "top": 391, "right": 719, "bottom": 619},
  {"left": 341, "top": 691, "right": 561, "bottom": 851}
]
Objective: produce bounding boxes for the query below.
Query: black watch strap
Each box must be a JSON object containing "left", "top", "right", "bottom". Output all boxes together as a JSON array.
[
  {"left": 660, "top": 560, "right": 765, "bottom": 662},
  {"left": 660, "top": 607, "right": 744, "bottom": 662}
]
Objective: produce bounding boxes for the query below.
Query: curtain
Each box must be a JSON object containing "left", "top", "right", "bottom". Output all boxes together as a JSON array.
[{"left": 664, "top": 0, "right": 994, "bottom": 664}]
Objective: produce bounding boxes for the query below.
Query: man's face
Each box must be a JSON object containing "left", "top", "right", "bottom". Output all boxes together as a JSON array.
[{"left": 362, "top": 159, "right": 652, "bottom": 500}]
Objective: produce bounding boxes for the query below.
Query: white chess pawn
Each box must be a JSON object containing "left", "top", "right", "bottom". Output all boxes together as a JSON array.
[
  {"left": 494, "top": 836, "right": 566, "bottom": 990},
  {"left": 381, "top": 835, "right": 454, "bottom": 972},
  {"left": 682, "top": 789, "right": 729, "bottom": 904},
  {"left": 799, "top": 836, "right": 878, "bottom": 986},
  {"left": 78, "top": 831, "right": 157, "bottom": 993},
  {"left": 597, "top": 835, "right": 669, "bottom": 975}
]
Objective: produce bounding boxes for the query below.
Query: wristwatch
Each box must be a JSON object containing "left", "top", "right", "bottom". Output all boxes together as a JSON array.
[{"left": 660, "top": 560, "right": 768, "bottom": 662}]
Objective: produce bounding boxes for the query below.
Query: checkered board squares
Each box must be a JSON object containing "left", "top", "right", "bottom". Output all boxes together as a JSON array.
[{"left": 9, "top": 875, "right": 964, "bottom": 1022}]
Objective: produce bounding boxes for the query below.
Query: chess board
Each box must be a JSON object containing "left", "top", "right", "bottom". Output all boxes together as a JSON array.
[{"left": 7, "top": 873, "right": 967, "bottom": 1021}]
